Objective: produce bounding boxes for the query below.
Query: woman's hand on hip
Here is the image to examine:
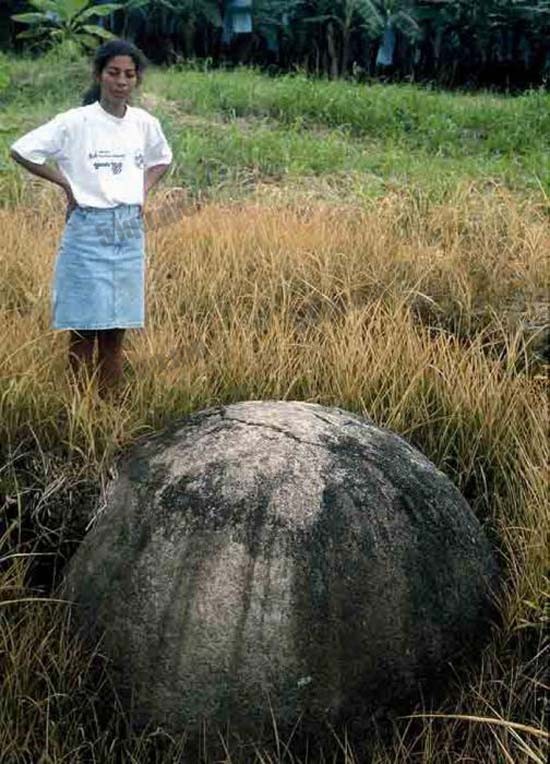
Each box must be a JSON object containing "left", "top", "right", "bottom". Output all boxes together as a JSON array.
[{"left": 64, "top": 185, "right": 77, "bottom": 221}]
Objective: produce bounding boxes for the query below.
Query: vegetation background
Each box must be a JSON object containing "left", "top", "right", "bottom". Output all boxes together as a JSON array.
[
  {"left": 0, "top": 2, "right": 549, "bottom": 763},
  {"left": 1, "top": 0, "right": 550, "bottom": 87}
]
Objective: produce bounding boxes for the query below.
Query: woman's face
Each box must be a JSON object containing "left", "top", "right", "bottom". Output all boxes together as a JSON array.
[{"left": 97, "top": 55, "right": 139, "bottom": 103}]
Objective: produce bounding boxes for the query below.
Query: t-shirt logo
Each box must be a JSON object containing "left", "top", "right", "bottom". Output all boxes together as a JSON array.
[
  {"left": 89, "top": 150, "right": 125, "bottom": 175},
  {"left": 134, "top": 150, "right": 144, "bottom": 169}
]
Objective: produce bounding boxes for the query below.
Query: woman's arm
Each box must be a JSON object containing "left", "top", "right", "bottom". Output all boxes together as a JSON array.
[
  {"left": 142, "top": 163, "right": 171, "bottom": 216},
  {"left": 142, "top": 115, "right": 172, "bottom": 213},
  {"left": 144, "top": 163, "right": 170, "bottom": 196},
  {"left": 10, "top": 149, "right": 76, "bottom": 209}
]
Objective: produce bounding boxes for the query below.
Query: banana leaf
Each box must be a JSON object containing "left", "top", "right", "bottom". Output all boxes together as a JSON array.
[
  {"left": 11, "top": 13, "right": 50, "bottom": 23},
  {"left": 77, "top": 4, "right": 123, "bottom": 21},
  {"left": 81, "top": 23, "right": 116, "bottom": 39}
]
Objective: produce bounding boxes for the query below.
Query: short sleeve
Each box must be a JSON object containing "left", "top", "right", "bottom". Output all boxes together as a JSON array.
[
  {"left": 144, "top": 117, "right": 172, "bottom": 169},
  {"left": 10, "top": 113, "right": 68, "bottom": 165}
]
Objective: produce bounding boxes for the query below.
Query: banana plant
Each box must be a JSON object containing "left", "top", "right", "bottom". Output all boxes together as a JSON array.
[
  {"left": 360, "top": 0, "right": 419, "bottom": 35},
  {"left": 253, "top": 0, "right": 301, "bottom": 56},
  {"left": 11, "top": 0, "right": 122, "bottom": 49},
  {"left": 412, "top": 0, "right": 550, "bottom": 79},
  {"left": 167, "top": 0, "right": 223, "bottom": 57},
  {"left": 301, "top": 0, "right": 419, "bottom": 76},
  {"left": 117, "top": 0, "right": 223, "bottom": 54},
  {"left": 121, "top": 0, "right": 222, "bottom": 34}
]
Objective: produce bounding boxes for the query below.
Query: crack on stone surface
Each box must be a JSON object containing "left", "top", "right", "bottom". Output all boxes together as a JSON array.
[
  {"left": 310, "top": 411, "right": 364, "bottom": 429},
  {"left": 221, "top": 415, "right": 329, "bottom": 450}
]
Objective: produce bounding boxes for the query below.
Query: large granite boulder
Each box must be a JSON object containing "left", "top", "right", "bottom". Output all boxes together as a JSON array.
[{"left": 63, "top": 401, "right": 498, "bottom": 733}]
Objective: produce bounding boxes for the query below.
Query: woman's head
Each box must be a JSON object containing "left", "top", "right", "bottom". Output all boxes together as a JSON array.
[{"left": 82, "top": 40, "right": 147, "bottom": 106}]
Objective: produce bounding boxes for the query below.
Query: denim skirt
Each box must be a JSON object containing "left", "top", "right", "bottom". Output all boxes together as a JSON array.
[{"left": 53, "top": 204, "right": 145, "bottom": 330}]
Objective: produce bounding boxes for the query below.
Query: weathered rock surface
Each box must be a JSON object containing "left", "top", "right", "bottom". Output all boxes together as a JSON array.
[{"left": 63, "top": 401, "right": 498, "bottom": 733}]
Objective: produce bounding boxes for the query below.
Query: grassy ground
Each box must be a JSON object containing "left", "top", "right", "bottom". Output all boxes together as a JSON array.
[
  {"left": 0, "top": 49, "right": 549, "bottom": 763},
  {"left": 1, "top": 51, "right": 549, "bottom": 203}
]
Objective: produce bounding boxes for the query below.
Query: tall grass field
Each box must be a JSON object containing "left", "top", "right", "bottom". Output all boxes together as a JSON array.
[{"left": 0, "top": 49, "right": 549, "bottom": 763}]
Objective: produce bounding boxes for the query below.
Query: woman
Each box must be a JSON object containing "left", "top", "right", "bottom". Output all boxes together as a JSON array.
[{"left": 10, "top": 39, "right": 172, "bottom": 393}]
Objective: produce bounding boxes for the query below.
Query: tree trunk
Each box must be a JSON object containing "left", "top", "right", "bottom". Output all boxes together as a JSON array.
[
  {"left": 342, "top": 29, "right": 351, "bottom": 76},
  {"left": 183, "top": 19, "right": 195, "bottom": 58},
  {"left": 327, "top": 21, "right": 339, "bottom": 79},
  {"left": 341, "top": 4, "right": 353, "bottom": 77}
]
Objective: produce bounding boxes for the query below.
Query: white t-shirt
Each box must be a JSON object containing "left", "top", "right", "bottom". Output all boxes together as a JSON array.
[{"left": 11, "top": 101, "right": 173, "bottom": 208}]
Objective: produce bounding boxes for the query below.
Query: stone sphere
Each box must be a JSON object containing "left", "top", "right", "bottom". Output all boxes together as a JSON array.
[{"left": 63, "top": 401, "right": 497, "bottom": 733}]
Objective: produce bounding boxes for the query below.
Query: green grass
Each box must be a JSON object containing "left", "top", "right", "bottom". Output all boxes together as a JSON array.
[
  {"left": 154, "top": 66, "right": 550, "bottom": 152},
  {"left": 1, "top": 54, "right": 549, "bottom": 205}
]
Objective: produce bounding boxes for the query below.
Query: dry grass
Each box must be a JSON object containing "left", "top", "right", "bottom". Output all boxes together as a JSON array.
[{"left": 0, "top": 184, "right": 548, "bottom": 762}]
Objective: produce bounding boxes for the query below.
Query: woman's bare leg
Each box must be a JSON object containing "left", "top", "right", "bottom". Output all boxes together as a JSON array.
[
  {"left": 69, "top": 330, "right": 97, "bottom": 386},
  {"left": 97, "top": 328, "right": 126, "bottom": 393}
]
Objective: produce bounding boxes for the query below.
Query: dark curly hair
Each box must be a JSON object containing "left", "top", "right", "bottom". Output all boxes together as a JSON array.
[{"left": 82, "top": 39, "right": 148, "bottom": 106}]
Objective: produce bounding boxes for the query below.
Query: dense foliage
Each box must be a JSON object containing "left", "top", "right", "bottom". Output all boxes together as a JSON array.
[
  {"left": 1, "top": 1, "right": 549, "bottom": 88},
  {"left": 10, "top": 0, "right": 121, "bottom": 49}
]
